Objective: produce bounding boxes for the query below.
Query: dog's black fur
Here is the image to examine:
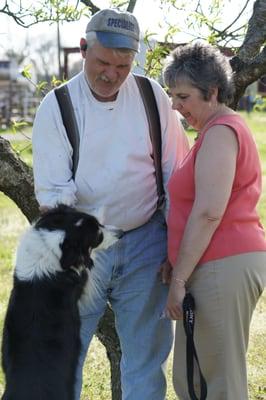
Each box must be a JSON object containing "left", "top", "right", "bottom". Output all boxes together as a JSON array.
[{"left": 1, "top": 205, "right": 103, "bottom": 400}]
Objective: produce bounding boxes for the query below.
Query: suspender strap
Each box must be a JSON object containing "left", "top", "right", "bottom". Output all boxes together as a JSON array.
[
  {"left": 54, "top": 85, "right": 80, "bottom": 178},
  {"left": 183, "top": 293, "right": 207, "bottom": 400},
  {"left": 133, "top": 74, "right": 165, "bottom": 208}
]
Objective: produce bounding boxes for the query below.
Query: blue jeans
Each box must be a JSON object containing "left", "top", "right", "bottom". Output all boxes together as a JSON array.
[{"left": 75, "top": 211, "right": 174, "bottom": 400}]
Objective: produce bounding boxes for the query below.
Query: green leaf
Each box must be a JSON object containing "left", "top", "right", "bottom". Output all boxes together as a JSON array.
[{"left": 21, "top": 65, "right": 32, "bottom": 80}]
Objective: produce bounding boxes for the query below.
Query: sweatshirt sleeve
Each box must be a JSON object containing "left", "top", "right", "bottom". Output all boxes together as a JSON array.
[{"left": 32, "top": 90, "right": 78, "bottom": 208}]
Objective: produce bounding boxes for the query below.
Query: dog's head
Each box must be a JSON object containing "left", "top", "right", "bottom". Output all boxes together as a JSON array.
[
  {"left": 35, "top": 205, "right": 103, "bottom": 273},
  {"left": 15, "top": 205, "right": 103, "bottom": 281}
]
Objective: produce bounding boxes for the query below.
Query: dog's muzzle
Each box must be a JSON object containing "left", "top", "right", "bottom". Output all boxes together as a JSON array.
[{"left": 86, "top": 257, "right": 94, "bottom": 270}]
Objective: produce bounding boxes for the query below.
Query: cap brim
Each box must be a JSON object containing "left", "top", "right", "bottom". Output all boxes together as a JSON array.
[{"left": 96, "top": 31, "right": 139, "bottom": 52}]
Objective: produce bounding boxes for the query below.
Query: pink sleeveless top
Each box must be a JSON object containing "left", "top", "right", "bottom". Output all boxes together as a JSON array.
[{"left": 167, "top": 114, "right": 266, "bottom": 266}]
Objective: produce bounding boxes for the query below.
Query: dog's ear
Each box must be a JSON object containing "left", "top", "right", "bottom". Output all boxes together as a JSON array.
[
  {"left": 35, "top": 204, "right": 75, "bottom": 231},
  {"left": 35, "top": 213, "right": 65, "bottom": 231}
]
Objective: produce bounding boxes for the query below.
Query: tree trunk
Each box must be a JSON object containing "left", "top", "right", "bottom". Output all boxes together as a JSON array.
[
  {"left": 96, "top": 305, "right": 122, "bottom": 400},
  {"left": 0, "top": 135, "right": 122, "bottom": 399},
  {"left": 0, "top": 136, "right": 39, "bottom": 222},
  {"left": 229, "top": 0, "right": 266, "bottom": 109},
  {"left": 230, "top": 47, "right": 266, "bottom": 109}
]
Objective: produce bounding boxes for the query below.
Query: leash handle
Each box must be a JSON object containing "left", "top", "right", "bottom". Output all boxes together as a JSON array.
[{"left": 183, "top": 292, "right": 207, "bottom": 400}]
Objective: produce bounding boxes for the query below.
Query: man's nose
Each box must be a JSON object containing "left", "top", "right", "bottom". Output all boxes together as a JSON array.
[{"left": 104, "top": 66, "right": 118, "bottom": 81}]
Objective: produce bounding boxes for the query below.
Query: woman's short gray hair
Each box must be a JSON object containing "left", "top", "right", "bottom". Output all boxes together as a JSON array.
[
  {"left": 85, "top": 31, "right": 136, "bottom": 58},
  {"left": 163, "top": 41, "right": 235, "bottom": 104}
]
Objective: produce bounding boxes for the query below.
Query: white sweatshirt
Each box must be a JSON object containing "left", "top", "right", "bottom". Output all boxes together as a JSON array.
[{"left": 32, "top": 71, "right": 189, "bottom": 231}]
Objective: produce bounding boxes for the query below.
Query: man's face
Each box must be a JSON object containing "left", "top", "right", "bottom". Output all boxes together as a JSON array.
[{"left": 82, "top": 41, "right": 134, "bottom": 102}]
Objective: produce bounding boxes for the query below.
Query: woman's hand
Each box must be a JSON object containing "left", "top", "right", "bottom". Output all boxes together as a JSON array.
[
  {"left": 165, "top": 281, "right": 186, "bottom": 320},
  {"left": 159, "top": 259, "right": 172, "bottom": 284}
]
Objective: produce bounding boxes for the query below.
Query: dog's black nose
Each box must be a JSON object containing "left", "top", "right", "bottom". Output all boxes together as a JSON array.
[{"left": 97, "top": 231, "right": 104, "bottom": 246}]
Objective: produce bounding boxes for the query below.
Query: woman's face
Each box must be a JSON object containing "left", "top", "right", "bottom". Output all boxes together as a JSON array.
[{"left": 169, "top": 81, "right": 216, "bottom": 131}]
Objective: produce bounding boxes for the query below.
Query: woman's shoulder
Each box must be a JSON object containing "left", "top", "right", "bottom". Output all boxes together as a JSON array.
[
  {"left": 202, "top": 111, "right": 249, "bottom": 140},
  {"left": 209, "top": 111, "right": 246, "bottom": 129}
]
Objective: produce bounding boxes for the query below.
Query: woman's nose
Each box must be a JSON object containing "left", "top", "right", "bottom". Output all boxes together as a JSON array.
[{"left": 172, "top": 99, "right": 182, "bottom": 111}]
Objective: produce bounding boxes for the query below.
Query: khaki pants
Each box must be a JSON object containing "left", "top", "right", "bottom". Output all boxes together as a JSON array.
[{"left": 173, "top": 252, "right": 266, "bottom": 400}]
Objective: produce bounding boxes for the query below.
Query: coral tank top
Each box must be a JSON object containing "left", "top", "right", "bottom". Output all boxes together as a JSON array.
[{"left": 167, "top": 114, "right": 266, "bottom": 266}]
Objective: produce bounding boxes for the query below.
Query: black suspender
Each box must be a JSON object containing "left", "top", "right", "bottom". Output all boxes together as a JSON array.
[
  {"left": 54, "top": 74, "right": 165, "bottom": 207},
  {"left": 54, "top": 85, "right": 80, "bottom": 178},
  {"left": 134, "top": 74, "right": 165, "bottom": 208}
]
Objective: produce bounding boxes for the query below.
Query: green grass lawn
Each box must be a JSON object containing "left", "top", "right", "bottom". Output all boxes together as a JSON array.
[{"left": 0, "top": 111, "right": 265, "bottom": 399}]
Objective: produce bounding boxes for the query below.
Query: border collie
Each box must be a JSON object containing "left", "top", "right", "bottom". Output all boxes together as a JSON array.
[{"left": 1, "top": 205, "right": 103, "bottom": 400}]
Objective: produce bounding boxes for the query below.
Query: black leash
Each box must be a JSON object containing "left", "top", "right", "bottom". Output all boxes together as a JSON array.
[{"left": 182, "top": 292, "right": 207, "bottom": 400}]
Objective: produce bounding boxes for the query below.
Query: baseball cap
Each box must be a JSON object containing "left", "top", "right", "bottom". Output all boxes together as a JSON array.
[{"left": 86, "top": 8, "right": 140, "bottom": 52}]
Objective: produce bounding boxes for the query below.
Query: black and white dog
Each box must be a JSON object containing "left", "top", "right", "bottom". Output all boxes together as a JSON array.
[{"left": 1, "top": 205, "right": 103, "bottom": 400}]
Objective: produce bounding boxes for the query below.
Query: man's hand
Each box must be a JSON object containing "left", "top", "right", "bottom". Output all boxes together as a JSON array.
[
  {"left": 159, "top": 259, "right": 172, "bottom": 284},
  {"left": 39, "top": 206, "right": 52, "bottom": 214}
]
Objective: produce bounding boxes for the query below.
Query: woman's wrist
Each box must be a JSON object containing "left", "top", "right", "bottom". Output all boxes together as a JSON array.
[{"left": 172, "top": 277, "right": 187, "bottom": 287}]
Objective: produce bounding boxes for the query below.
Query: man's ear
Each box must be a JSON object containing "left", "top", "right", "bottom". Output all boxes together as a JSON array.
[{"left": 80, "top": 38, "right": 87, "bottom": 57}]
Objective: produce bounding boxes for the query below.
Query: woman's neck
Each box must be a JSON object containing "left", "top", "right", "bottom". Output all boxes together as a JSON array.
[
  {"left": 195, "top": 104, "right": 235, "bottom": 141},
  {"left": 202, "top": 104, "right": 234, "bottom": 130}
]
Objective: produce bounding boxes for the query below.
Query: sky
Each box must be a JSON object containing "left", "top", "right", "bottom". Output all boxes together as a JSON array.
[
  {"left": 0, "top": 0, "right": 255, "bottom": 72},
  {"left": 0, "top": 0, "right": 165, "bottom": 56},
  {"left": 0, "top": 0, "right": 255, "bottom": 49}
]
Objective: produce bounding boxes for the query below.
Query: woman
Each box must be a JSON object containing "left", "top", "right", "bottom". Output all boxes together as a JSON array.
[{"left": 162, "top": 42, "right": 266, "bottom": 399}]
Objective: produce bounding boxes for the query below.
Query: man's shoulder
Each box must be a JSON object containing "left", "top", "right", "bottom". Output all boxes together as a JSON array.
[
  {"left": 65, "top": 71, "right": 84, "bottom": 89},
  {"left": 130, "top": 73, "right": 167, "bottom": 99}
]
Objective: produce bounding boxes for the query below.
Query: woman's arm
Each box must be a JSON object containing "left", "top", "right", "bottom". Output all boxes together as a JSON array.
[{"left": 165, "top": 124, "right": 239, "bottom": 320}]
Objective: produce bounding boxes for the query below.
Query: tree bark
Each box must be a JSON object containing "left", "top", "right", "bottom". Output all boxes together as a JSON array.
[
  {"left": 127, "top": 0, "right": 138, "bottom": 12},
  {"left": 237, "top": 0, "right": 266, "bottom": 62},
  {"left": 230, "top": 46, "right": 266, "bottom": 109},
  {"left": 229, "top": 0, "right": 266, "bottom": 109},
  {"left": 96, "top": 306, "right": 122, "bottom": 400},
  {"left": 80, "top": 0, "right": 100, "bottom": 14},
  {"left": 0, "top": 137, "right": 39, "bottom": 222}
]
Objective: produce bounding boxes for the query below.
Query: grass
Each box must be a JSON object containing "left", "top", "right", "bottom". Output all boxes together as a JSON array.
[{"left": 0, "top": 111, "right": 265, "bottom": 399}]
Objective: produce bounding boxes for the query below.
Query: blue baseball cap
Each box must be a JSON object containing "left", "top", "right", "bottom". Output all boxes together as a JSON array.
[{"left": 86, "top": 8, "right": 140, "bottom": 52}]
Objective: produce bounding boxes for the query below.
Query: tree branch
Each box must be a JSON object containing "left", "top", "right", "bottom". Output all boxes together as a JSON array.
[
  {"left": 0, "top": 137, "right": 39, "bottom": 222},
  {"left": 80, "top": 0, "right": 100, "bottom": 14},
  {"left": 237, "top": 0, "right": 266, "bottom": 61},
  {"left": 127, "top": 0, "right": 138, "bottom": 12},
  {"left": 219, "top": 0, "right": 250, "bottom": 35},
  {"left": 0, "top": 2, "right": 83, "bottom": 28},
  {"left": 230, "top": 46, "right": 266, "bottom": 108}
]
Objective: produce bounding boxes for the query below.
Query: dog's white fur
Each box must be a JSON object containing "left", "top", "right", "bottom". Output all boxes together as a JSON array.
[{"left": 15, "top": 227, "right": 65, "bottom": 281}]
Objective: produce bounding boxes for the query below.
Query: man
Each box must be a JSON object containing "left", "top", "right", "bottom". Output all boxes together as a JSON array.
[{"left": 32, "top": 8, "right": 189, "bottom": 400}]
